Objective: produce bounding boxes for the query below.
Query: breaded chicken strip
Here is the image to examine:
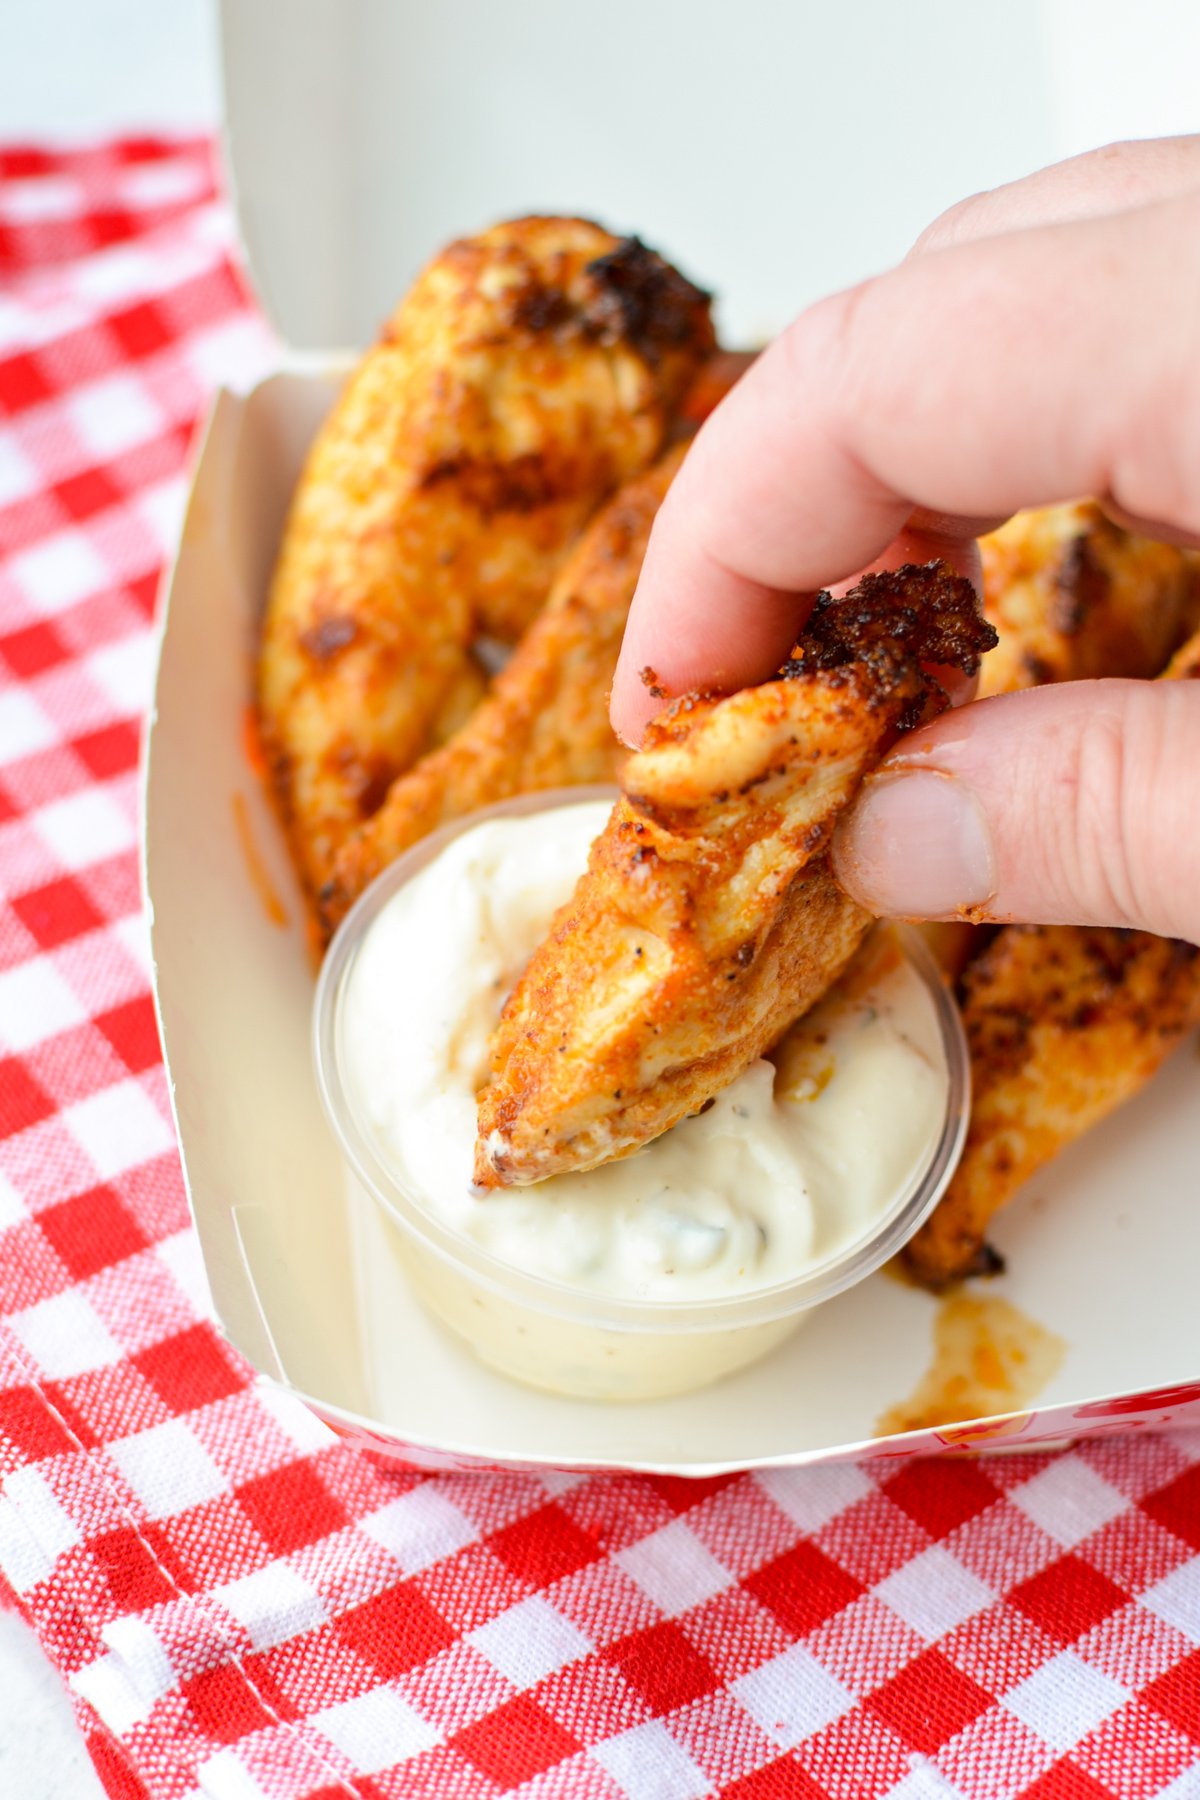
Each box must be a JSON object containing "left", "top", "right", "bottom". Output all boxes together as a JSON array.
[
  {"left": 258, "top": 217, "right": 714, "bottom": 899},
  {"left": 320, "top": 444, "right": 684, "bottom": 938},
  {"left": 978, "top": 501, "right": 1195, "bottom": 697},
  {"left": 903, "top": 622, "right": 1200, "bottom": 1288},
  {"left": 474, "top": 564, "right": 996, "bottom": 1187},
  {"left": 902, "top": 925, "right": 1200, "bottom": 1288}
]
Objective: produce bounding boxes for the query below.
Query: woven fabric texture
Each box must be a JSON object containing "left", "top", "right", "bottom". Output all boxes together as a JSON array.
[{"left": 1, "top": 137, "right": 1199, "bottom": 1800}]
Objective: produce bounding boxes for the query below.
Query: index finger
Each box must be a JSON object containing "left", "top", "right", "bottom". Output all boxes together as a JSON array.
[{"left": 611, "top": 189, "right": 1200, "bottom": 745}]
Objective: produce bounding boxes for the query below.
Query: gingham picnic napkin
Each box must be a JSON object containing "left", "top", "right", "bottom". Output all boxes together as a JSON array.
[{"left": 2, "top": 137, "right": 1200, "bottom": 1800}]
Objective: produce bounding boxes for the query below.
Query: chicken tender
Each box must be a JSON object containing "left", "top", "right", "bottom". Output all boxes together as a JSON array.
[
  {"left": 902, "top": 924, "right": 1200, "bottom": 1288},
  {"left": 475, "top": 564, "right": 996, "bottom": 1187},
  {"left": 903, "top": 622, "right": 1200, "bottom": 1288},
  {"left": 978, "top": 501, "right": 1195, "bottom": 697},
  {"left": 258, "top": 217, "right": 715, "bottom": 900},
  {"left": 320, "top": 444, "right": 685, "bottom": 937}
]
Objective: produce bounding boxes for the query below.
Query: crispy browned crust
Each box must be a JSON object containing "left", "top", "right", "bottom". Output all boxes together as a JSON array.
[
  {"left": 903, "top": 925, "right": 1200, "bottom": 1288},
  {"left": 978, "top": 501, "right": 1196, "bottom": 696},
  {"left": 788, "top": 562, "right": 1001, "bottom": 685},
  {"left": 319, "top": 444, "right": 686, "bottom": 938},
  {"left": 257, "top": 217, "right": 714, "bottom": 902},
  {"left": 474, "top": 563, "right": 996, "bottom": 1187}
]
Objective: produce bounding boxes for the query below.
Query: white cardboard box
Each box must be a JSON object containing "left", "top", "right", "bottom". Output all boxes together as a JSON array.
[{"left": 143, "top": 0, "right": 1200, "bottom": 1474}]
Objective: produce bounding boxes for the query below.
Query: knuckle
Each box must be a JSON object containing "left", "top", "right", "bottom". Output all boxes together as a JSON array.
[
  {"left": 809, "top": 281, "right": 882, "bottom": 434},
  {"left": 778, "top": 285, "right": 864, "bottom": 386},
  {"left": 1067, "top": 137, "right": 1167, "bottom": 207},
  {"left": 1105, "top": 237, "right": 1200, "bottom": 539},
  {"left": 1066, "top": 710, "right": 1140, "bottom": 927},
  {"left": 1061, "top": 689, "right": 1175, "bottom": 932},
  {"left": 908, "top": 193, "right": 985, "bottom": 260},
  {"left": 774, "top": 285, "right": 875, "bottom": 453}
]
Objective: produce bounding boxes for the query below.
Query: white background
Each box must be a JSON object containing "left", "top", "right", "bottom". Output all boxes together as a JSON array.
[{"left": 1, "top": 1, "right": 1197, "bottom": 1794}]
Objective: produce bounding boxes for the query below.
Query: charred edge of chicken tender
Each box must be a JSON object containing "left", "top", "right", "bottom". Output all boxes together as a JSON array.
[
  {"left": 902, "top": 927, "right": 1200, "bottom": 1290},
  {"left": 515, "top": 233, "right": 714, "bottom": 363},
  {"left": 473, "top": 563, "right": 997, "bottom": 1189},
  {"left": 783, "top": 562, "right": 998, "bottom": 686}
]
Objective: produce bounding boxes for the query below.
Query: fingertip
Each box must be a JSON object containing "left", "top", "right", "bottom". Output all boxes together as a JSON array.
[
  {"left": 831, "top": 766, "right": 996, "bottom": 919},
  {"left": 842, "top": 680, "right": 1200, "bottom": 940}
]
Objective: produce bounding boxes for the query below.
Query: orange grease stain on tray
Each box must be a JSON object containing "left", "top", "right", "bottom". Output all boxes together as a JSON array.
[
  {"left": 876, "top": 1291, "right": 1066, "bottom": 1437},
  {"left": 232, "top": 790, "right": 289, "bottom": 928}
]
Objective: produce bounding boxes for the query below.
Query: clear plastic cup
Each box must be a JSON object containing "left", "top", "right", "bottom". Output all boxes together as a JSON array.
[{"left": 314, "top": 788, "right": 970, "bottom": 1402}]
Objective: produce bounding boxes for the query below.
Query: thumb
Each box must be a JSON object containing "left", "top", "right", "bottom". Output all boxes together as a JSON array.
[{"left": 831, "top": 679, "right": 1200, "bottom": 943}]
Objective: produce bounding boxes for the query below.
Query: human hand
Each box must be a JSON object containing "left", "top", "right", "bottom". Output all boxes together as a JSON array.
[{"left": 610, "top": 138, "right": 1200, "bottom": 943}]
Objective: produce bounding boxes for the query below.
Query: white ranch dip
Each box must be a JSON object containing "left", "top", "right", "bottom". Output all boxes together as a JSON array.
[{"left": 338, "top": 801, "right": 949, "bottom": 1305}]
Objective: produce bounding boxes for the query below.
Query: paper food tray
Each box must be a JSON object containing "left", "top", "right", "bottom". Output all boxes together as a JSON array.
[{"left": 143, "top": 370, "right": 1200, "bottom": 1474}]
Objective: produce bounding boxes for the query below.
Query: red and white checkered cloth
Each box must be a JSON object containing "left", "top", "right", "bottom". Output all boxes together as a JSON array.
[{"left": 2, "top": 137, "right": 1199, "bottom": 1800}]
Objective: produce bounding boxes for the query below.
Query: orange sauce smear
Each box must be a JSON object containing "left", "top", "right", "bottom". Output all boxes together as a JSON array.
[
  {"left": 231, "top": 790, "right": 289, "bottom": 928},
  {"left": 241, "top": 702, "right": 270, "bottom": 781},
  {"left": 876, "top": 1292, "right": 1067, "bottom": 1438}
]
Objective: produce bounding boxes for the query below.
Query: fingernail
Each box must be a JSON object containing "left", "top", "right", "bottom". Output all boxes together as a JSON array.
[{"left": 833, "top": 769, "right": 995, "bottom": 917}]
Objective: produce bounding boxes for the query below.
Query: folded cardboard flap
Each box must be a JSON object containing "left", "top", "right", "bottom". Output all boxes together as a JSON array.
[
  {"left": 146, "top": 381, "right": 361, "bottom": 1412},
  {"left": 217, "top": 0, "right": 1059, "bottom": 352}
]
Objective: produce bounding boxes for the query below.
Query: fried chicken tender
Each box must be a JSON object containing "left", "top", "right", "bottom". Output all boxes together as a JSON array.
[
  {"left": 320, "top": 444, "right": 685, "bottom": 938},
  {"left": 978, "top": 500, "right": 1195, "bottom": 697},
  {"left": 902, "top": 925, "right": 1200, "bottom": 1288},
  {"left": 258, "top": 217, "right": 715, "bottom": 900},
  {"left": 903, "top": 622, "right": 1200, "bottom": 1289},
  {"left": 474, "top": 564, "right": 997, "bottom": 1187}
]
